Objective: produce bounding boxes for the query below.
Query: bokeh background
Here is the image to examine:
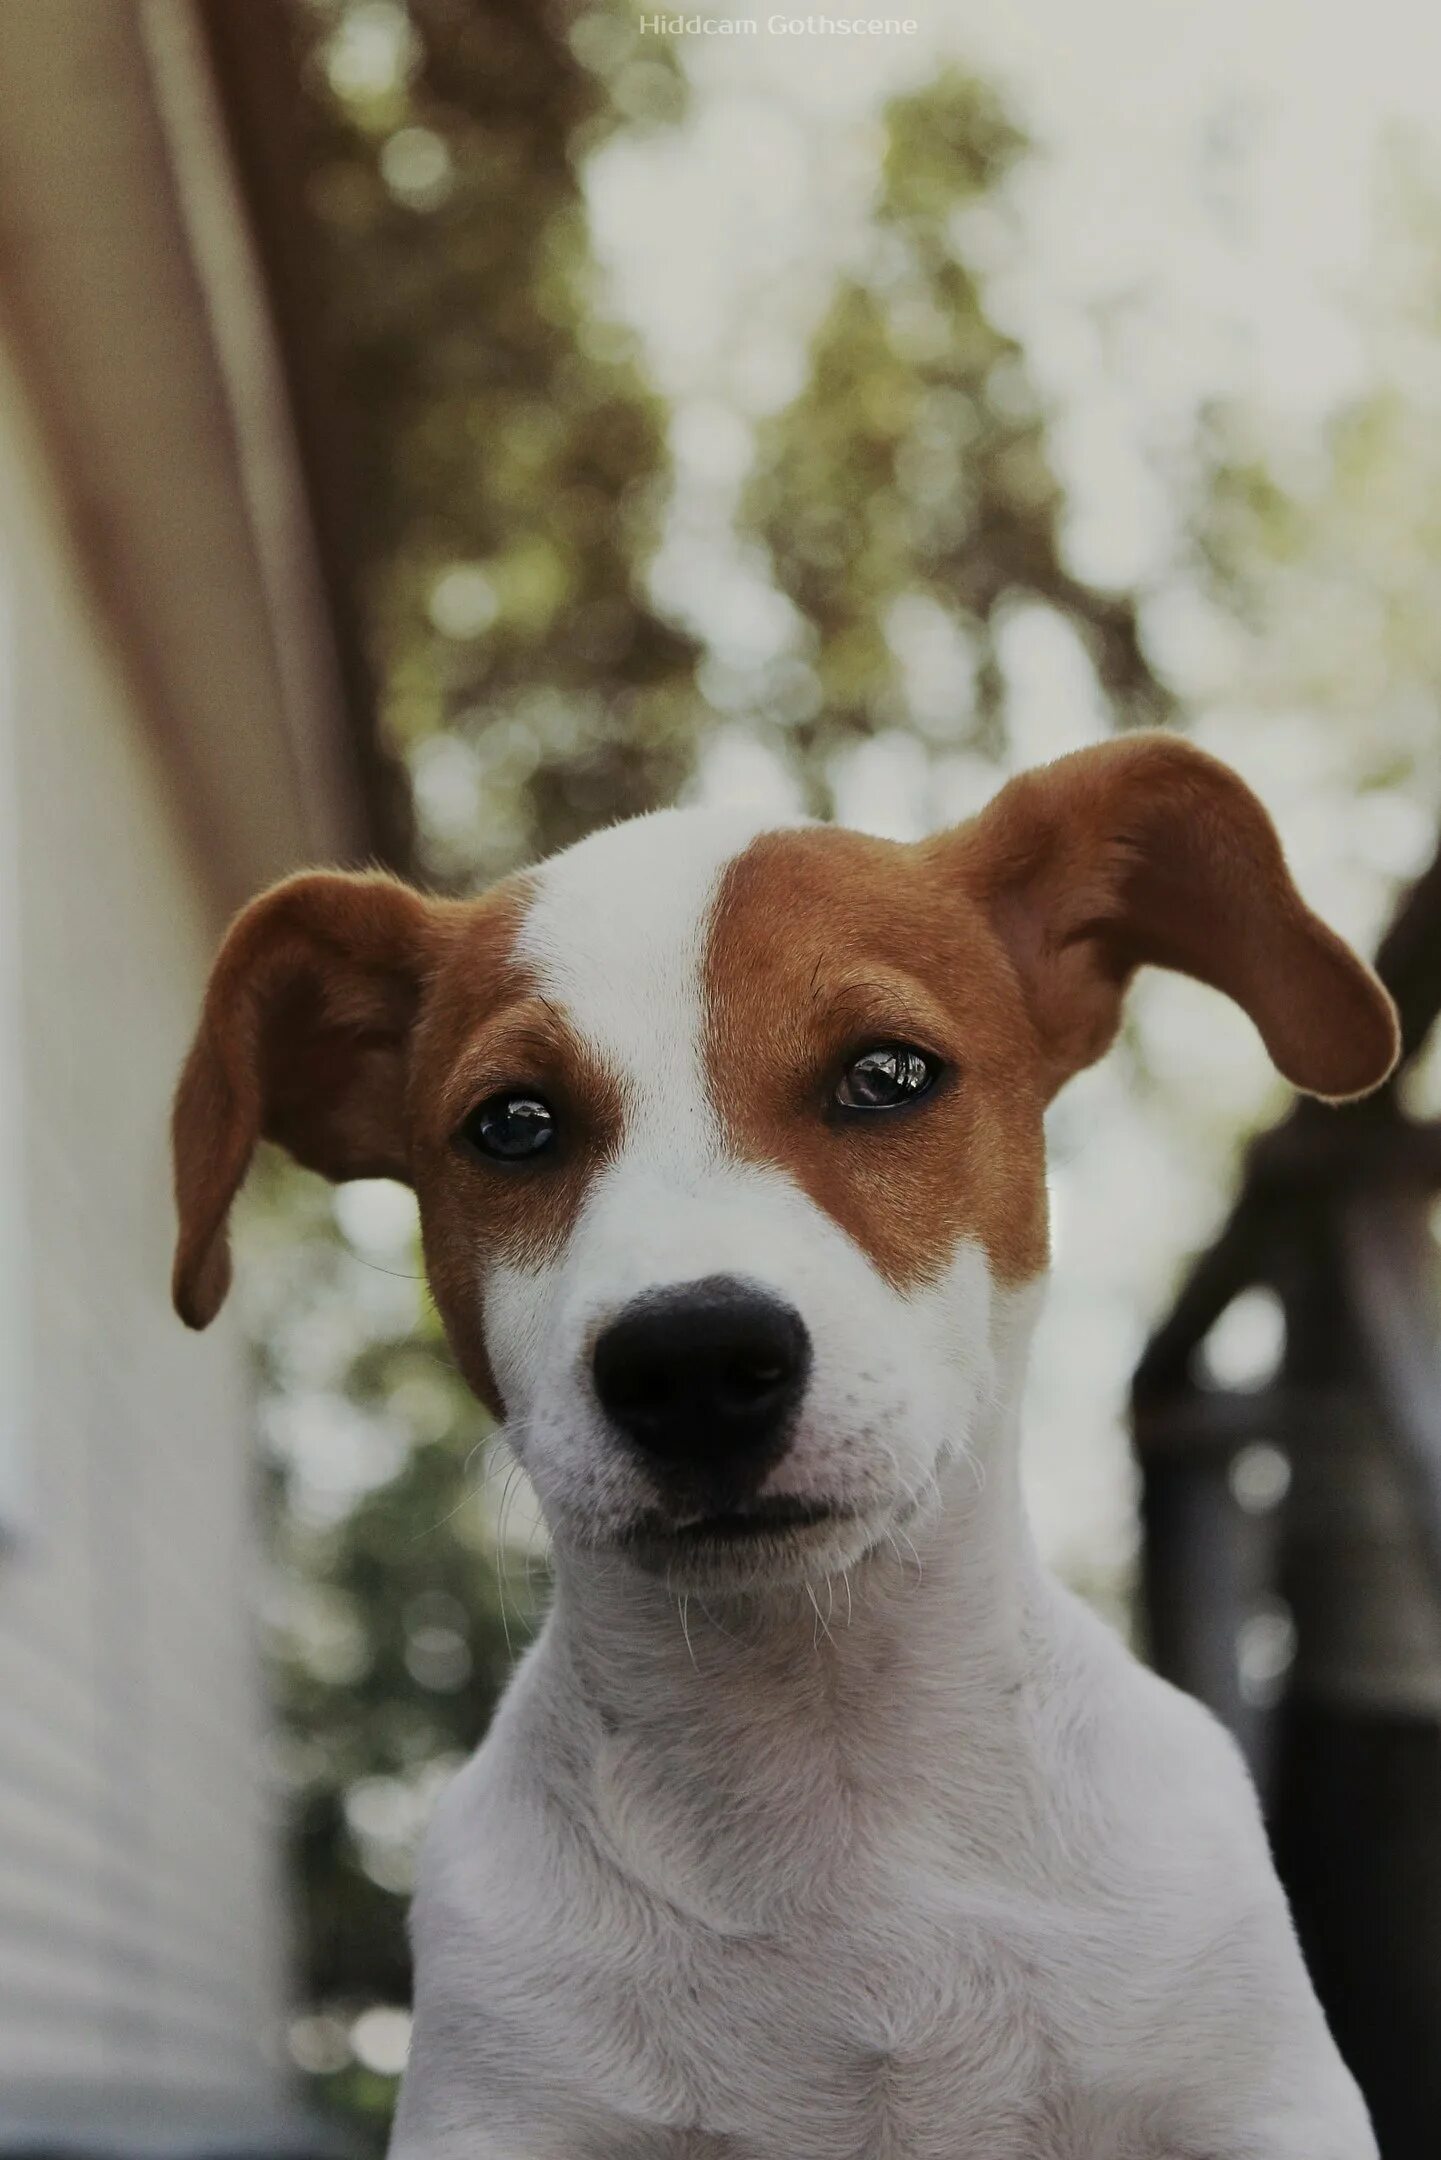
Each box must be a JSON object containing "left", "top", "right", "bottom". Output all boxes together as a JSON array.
[{"left": 2, "top": 2, "right": 1440, "bottom": 2156}]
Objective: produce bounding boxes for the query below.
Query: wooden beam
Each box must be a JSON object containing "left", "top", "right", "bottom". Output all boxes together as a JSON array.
[{"left": 1338, "top": 1193, "right": 1441, "bottom": 1604}]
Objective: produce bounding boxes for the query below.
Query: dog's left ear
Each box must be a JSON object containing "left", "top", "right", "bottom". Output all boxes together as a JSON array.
[
  {"left": 939, "top": 734, "right": 1399, "bottom": 1104},
  {"left": 172, "top": 871, "right": 447, "bottom": 1330}
]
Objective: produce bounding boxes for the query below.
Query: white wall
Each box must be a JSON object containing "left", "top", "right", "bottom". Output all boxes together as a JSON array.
[
  {"left": 0, "top": 343, "right": 288, "bottom": 2105},
  {"left": 0, "top": 437, "right": 28, "bottom": 1543}
]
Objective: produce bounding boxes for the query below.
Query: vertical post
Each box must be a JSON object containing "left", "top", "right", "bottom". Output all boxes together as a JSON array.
[{"left": 1270, "top": 1216, "right": 1441, "bottom": 2159}]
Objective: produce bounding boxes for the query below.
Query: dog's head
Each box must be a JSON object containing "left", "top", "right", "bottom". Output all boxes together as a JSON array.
[{"left": 172, "top": 738, "right": 1397, "bottom": 1587}]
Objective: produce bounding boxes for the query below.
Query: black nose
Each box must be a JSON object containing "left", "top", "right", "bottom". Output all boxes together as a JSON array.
[{"left": 592, "top": 1276, "right": 810, "bottom": 1500}]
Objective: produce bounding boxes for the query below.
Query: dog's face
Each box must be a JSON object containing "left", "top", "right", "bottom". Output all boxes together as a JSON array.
[
  {"left": 408, "top": 808, "right": 1049, "bottom": 1585},
  {"left": 171, "top": 738, "right": 1397, "bottom": 1589}
]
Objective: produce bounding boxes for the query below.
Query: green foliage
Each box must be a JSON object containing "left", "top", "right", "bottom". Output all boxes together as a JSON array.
[
  {"left": 278, "top": 1404, "right": 526, "bottom": 2124},
  {"left": 292, "top": 0, "right": 701, "bottom": 883},
  {"left": 242, "top": 1143, "right": 549, "bottom": 2140},
  {"left": 1200, "top": 149, "right": 1441, "bottom": 791},
  {"left": 743, "top": 70, "right": 1167, "bottom": 792}
]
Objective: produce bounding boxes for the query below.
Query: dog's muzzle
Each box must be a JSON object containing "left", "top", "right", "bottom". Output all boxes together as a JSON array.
[{"left": 591, "top": 1274, "right": 810, "bottom": 1510}]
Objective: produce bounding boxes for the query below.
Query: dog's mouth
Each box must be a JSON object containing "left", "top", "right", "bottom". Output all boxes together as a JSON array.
[{"left": 623, "top": 1495, "right": 846, "bottom": 1552}]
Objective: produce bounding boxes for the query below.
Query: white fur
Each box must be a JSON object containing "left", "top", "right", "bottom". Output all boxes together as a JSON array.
[{"left": 390, "top": 808, "right": 1375, "bottom": 2160}]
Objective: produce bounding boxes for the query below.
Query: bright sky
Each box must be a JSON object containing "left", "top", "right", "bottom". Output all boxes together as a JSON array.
[{"left": 591, "top": 0, "right": 1441, "bottom": 612}]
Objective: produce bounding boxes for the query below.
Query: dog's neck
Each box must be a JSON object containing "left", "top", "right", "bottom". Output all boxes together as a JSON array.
[
  {"left": 555, "top": 1424, "right": 1039, "bottom": 1702},
  {"left": 540, "top": 1338, "right": 1054, "bottom": 1926}
]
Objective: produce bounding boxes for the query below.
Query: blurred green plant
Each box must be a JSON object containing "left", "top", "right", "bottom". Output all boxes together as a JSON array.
[
  {"left": 1198, "top": 136, "right": 1441, "bottom": 800},
  {"left": 240, "top": 1150, "right": 534, "bottom": 2136},
  {"left": 741, "top": 69, "right": 1169, "bottom": 796},
  {"left": 292, "top": 0, "right": 700, "bottom": 886}
]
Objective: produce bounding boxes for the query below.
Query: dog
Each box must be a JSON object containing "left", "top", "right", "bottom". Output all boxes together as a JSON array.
[{"left": 172, "top": 736, "right": 1394, "bottom": 2159}]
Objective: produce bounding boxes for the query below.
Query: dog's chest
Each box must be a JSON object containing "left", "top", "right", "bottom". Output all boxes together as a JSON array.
[
  {"left": 516, "top": 1845, "right": 1164, "bottom": 2160},
  {"left": 667, "top": 1913, "right": 1140, "bottom": 2159},
  {"left": 404, "top": 1622, "right": 1206, "bottom": 2159}
]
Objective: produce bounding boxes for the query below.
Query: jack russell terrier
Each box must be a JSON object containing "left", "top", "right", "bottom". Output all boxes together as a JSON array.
[{"left": 173, "top": 736, "right": 1395, "bottom": 2159}]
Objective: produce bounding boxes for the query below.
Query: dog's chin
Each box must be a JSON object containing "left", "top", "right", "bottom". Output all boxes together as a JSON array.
[{"left": 607, "top": 1498, "right": 885, "bottom": 1592}]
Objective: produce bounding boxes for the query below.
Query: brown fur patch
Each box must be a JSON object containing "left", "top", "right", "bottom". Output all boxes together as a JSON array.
[
  {"left": 703, "top": 827, "right": 1051, "bottom": 1293},
  {"left": 702, "top": 737, "right": 1398, "bottom": 1296},
  {"left": 943, "top": 734, "right": 1399, "bottom": 1103},
  {"left": 410, "top": 904, "right": 624, "bottom": 1414},
  {"left": 171, "top": 869, "right": 450, "bottom": 1328},
  {"left": 171, "top": 867, "right": 624, "bottom": 1416}
]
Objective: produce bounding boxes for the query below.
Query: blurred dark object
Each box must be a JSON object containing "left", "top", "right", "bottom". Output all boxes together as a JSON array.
[{"left": 1134, "top": 835, "right": 1441, "bottom": 2159}]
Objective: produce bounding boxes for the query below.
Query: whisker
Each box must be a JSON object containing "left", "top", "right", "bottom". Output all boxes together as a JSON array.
[
  {"left": 413, "top": 1494, "right": 466, "bottom": 1541},
  {"left": 806, "top": 1581, "right": 836, "bottom": 1650},
  {"left": 410, "top": 1429, "right": 493, "bottom": 1543},
  {"left": 522, "top": 1518, "right": 551, "bottom": 1614},
  {"left": 348, "top": 1253, "right": 425, "bottom": 1283},
  {"left": 677, "top": 1593, "right": 697, "bottom": 1670},
  {"left": 493, "top": 1461, "right": 525, "bottom": 1660},
  {"left": 461, "top": 1432, "right": 493, "bottom": 1488},
  {"left": 694, "top": 1595, "right": 739, "bottom": 1645},
  {"left": 495, "top": 1460, "right": 521, "bottom": 1552}
]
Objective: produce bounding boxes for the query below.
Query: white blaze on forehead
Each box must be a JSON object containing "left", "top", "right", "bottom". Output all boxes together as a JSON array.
[
  {"left": 487, "top": 807, "right": 794, "bottom": 1415},
  {"left": 513, "top": 805, "right": 784, "bottom": 1148}
]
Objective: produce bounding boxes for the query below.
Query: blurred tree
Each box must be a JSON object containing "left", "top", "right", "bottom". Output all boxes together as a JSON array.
[
  {"left": 741, "top": 70, "right": 1169, "bottom": 799},
  {"left": 1198, "top": 138, "right": 1441, "bottom": 811},
  {"left": 241, "top": 1146, "right": 542, "bottom": 2138},
  {"left": 290, "top": 0, "right": 701, "bottom": 885}
]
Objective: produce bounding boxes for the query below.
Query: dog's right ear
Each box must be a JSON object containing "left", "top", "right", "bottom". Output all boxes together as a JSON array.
[
  {"left": 936, "top": 734, "right": 1398, "bottom": 1105},
  {"left": 172, "top": 871, "right": 445, "bottom": 1330}
]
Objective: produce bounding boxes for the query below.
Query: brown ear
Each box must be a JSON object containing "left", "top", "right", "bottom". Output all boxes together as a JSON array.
[
  {"left": 172, "top": 871, "right": 443, "bottom": 1330},
  {"left": 942, "top": 734, "right": 1399, "bottom": 1104}
]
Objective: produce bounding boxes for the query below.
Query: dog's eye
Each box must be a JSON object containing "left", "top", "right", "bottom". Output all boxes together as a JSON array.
[
  {"left": 457, "top": 1092, "right": 557, "bottom": 1163},
  {"left": 835, "top": 1044, "right": 940, "bottom": 1112}
]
